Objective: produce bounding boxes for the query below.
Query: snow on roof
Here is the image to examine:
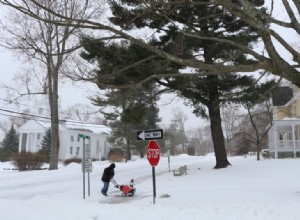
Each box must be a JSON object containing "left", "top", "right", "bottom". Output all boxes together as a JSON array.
[
  {"left": 35, "top": 119, "right": 111, "bottom": 134},
  {"left": 63, "top": 120, "right": 111, "bottom": 134},
  {"left": 35, "top": 120, "right": 52, "bottom": 129}
]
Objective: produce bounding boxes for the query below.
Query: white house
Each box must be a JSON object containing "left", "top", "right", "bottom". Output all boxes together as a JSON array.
[
  {"left": 18, "top": 119, "right": 112, "bottom": 161},
  {"left": 268, "top": 84, "right": 300, "bottom": 158}
]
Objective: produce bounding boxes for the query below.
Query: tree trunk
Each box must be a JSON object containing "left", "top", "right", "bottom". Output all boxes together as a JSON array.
[
  {"left": 49, "top": 70, "right": 60, "bottom": 170},
  {"left": 207, "top": 76, "right": 231, "bottom": 169},
  {"left": 125, "top": 124, "right": 131, "bottom": 161},
  {"left": 256, "top": 143, "right": 261, "bottom": 161},
  {"left": 203, "top": 23, "right": 231, "bottom": 168}
]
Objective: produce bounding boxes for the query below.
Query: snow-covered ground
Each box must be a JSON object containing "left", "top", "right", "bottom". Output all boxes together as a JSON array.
[{"left": 1, "top": 154, "right": 300, "bottom": 220}]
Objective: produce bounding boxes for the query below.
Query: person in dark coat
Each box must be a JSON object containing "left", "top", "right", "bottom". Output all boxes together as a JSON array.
[{"left": 101, "top": 163, "right": 115, "bottom": 196}]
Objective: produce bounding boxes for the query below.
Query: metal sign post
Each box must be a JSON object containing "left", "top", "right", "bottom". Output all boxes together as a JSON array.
[
  {"left": 165, "top": 139, "right": 171, "bottom": 172},
  {"left": 146, "top": 140, "right": 160, "bottom": 204},
  {"left": 138, "top": 129, "right": 163, "bottom": 204},
  {"left": 152, "top": 166, "right": 156, "bottom": 204},
  {"left": 78, "top": 134, "right": 91, "bottom": 199}
]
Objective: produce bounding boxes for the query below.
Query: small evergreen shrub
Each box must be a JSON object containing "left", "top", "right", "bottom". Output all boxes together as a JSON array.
[
  {"left": 41, "top": 128, "right": 51, "bottom": 160},
  {"left": 63, "top": 157, "right": 82, "bottom": 166},
  {"left": 11, "top": 152, "right": 48, "bottom": 171},
  {"left": 107, "top": 148, "right": 124, "bottom": 162},
  {"left": 0, "top": 148, "right": 10, "bottom": 162}
]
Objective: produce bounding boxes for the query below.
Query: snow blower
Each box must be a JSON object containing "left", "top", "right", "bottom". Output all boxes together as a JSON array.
[{"left": 110, "top": 179, "right": 136, "bottom": 197}]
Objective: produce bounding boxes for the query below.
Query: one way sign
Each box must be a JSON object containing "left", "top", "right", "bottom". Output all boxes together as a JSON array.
[{"left": 137, "top": 129, "right": 163, "bottom": 141}]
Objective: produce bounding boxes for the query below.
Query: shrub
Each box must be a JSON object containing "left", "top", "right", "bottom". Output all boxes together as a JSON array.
[
  {"left": 0, "top": 148, "right": 10, "bottom": 162},
  {"left": 11, "top": 152, "right": 48, "bottom": 171},
  {"left": 278, "top": 152, "right": 295, "bottom": 159},
  {"left": 237, "top": 146, "right": 248, "bottom": 155},
  {"left": 107, "top": 148, "right": 124, "bottom": 162},
  {"left": 37, "top": 149, "right": 50, "bottom": 163},
  {"left": 100, "top": 156, "right": 106, "bottom": 161},
  {"left": 261, "top": 149, "right": 269, "bottom": 159},
  {"left": 63, "top": 157, "right": 82, "bottom": 166},
  {"left": 187, "top": 146, "right": 196, "bottom": 156}
]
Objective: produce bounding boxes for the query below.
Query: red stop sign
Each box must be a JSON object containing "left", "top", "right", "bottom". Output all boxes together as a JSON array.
[{"left": 147, "top": 140, "right": 160, "bottom": 167}]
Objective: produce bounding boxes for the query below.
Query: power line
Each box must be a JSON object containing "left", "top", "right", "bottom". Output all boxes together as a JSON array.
[
  {"left": 0, "top": 108, "right": 107, "bottom": 126},
  {"left": 0, "top": 108, "right": 51, "bottom": 120},
  {"left": 0, "top": 112, "right": 32, "bottom": 120},
  {"left": 0, "top": 97, "right": 100, "bottom": 116}
]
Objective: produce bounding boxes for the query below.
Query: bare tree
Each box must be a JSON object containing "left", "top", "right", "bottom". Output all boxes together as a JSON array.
[
  {"left": 0, "top": 107, "right": 31, "bottom": 129},
  {"left": 0, "top": 121, "right": 9, "bottom": 136},
  {"left": 221, "top": 105, "right": 242, "bottom": 154},
  {"left": 240, "top": 100, "right": 273, "bottom": 160},
  {"left": 171, "top": 110, "right": 188, "bottom": 153},
  {"left": 0, "top": 1, "right": 105, "bottom": 169},
  {"left": 196, "top": 125, "right": 214, "bottom": 155},
  {"left": 62, "top": 103, "right": 103, "bottom": 122}
]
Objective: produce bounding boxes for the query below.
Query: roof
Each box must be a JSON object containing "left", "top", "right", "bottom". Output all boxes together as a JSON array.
[
  {"left": 63, "top": 120, "right": 111, "bottom": 134},
  {"left": 35, "top": 119, "right": 111, "bottom": 135},
  {"left": 271, "top": 86, "right": 293, "bottom": 106}
]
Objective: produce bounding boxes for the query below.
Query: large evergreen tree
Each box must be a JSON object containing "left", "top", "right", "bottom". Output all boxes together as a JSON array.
[
  {"left": 104, "top": 0, "right": 271, "bottom": 168},
  {"left": 2, "top": 125, "right": 19, "bottom": 156},
  {"left": 81, "top": 42, "right": 161, "bottom": 160}
]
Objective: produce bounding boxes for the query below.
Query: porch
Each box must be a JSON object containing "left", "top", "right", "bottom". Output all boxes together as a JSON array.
[{"left": 268, "top": 119, "right": 300, "bottom": 158}]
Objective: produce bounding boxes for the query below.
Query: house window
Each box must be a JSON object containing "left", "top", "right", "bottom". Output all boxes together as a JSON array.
[
  {"left": 70, "top": 135, "right": 74, "bottom": 142},
  {"left": 76, "top": 147, "right": 80, "bottom": 156},
  {"left": 70, "top": 146, "right": 73, "bottom": 155},
  {"left": 104, "top": 141, "right": 108, "bottom": 155},
  {"left": 77, "top": 135, "right": 80, "bottom": 142},
  {"left": 96, "top": 140, "right": 99, "bottom": 154},
  {"left": 37, "top": 133, "right": 41, "bottom": 140}
]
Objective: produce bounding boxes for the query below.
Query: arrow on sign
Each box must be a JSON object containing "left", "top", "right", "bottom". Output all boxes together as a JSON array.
[
  {"left": 137, "top": 129, "right": 163, "bottom": 141},
  {"left": 137, "top": 131, "right": 145, "bottom": 140}
]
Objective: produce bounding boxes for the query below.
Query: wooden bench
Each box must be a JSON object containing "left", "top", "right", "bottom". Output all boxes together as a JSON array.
[{"left": 172, "top": 165, "right": 187, "bottom": 176}]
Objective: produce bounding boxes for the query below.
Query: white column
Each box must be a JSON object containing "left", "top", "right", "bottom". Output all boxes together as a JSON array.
[
  {"left": 292, "top": 124, "right": 296, "bottom": 158},
  {"left": 274, "top": 125, "right": 278, "bottom": 159},
  {"left": 18, "top": 133, "right": 22, "bottom": 152}
]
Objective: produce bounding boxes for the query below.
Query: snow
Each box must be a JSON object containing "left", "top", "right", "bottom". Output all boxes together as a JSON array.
[
  {"left": 1, "top": 154, "right": 300, "bottom": 220},
  {"left": 34, "top": 119, "right": 112, "bottom": 134}
]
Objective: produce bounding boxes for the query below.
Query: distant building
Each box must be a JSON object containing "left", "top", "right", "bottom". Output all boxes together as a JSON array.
[
  {"left": 268, "top": 84, "right": 300, "bottom": 158},
  {"left": 18, "top": 119, "right": 112, "bottom": 160}
]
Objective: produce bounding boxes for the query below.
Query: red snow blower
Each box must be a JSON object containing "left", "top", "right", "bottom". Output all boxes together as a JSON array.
[{"left": 110, "top": 179, "right": 136, "bottom": 197}]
